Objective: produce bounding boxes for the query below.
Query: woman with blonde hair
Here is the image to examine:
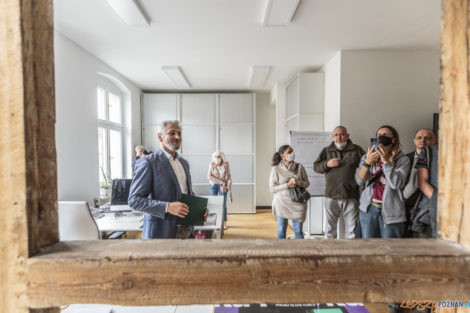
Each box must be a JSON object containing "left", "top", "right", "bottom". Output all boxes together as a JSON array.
[
  {"left": 355, "top": 125, "right": 410, "bottom": 238},
  {"left": 208, "top": 151, "right": 231, "bottom": 228}
]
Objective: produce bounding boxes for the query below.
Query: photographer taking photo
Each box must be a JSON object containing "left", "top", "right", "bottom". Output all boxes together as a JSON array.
[{"left": 355, "top": 125, "right": 410, "bottom": 239}]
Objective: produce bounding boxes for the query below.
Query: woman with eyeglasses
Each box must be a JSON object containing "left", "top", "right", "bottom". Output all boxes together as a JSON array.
[
  {"left": 270, "top": 145, "right": 310, "bottom": 239},
  {"left": 355, "top": 125, "right": 411, "bottom": 238}
]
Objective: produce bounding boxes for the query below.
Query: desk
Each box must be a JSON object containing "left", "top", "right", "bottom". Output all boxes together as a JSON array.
[{"left": 94, "top": 211, "right": 143, "bottom": 233}]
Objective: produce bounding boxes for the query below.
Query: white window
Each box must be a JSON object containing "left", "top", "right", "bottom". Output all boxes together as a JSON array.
[{"left": 97, "top": 79, "right": 123, "bottom": 183}]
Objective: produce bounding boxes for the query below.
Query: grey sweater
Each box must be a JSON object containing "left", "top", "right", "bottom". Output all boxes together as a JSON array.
[{"left": 355, "top": 153, "right": 410, "bottom": 224}]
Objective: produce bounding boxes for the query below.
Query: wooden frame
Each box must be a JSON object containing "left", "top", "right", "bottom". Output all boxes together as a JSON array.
[{"left": 1, "top": 0, "right": 469, "bottom": 312}]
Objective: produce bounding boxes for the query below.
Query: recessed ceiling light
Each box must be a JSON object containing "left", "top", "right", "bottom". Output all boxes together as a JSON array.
[
  {"left": 105, "top": 0, "right": 151, "bottom": 26},
  {"left": 263, "top": 0, "right": 300, "bottom": 26},
  {"left": 249, "top": 66, "right": 271, "bottom": 88},
  {"left": 161, "top": 66, "right": 191, "bottom": 89}
]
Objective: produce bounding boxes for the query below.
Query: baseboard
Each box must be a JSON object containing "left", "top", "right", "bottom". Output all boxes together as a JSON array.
[{"left": 256, "top": 206, "right": 271, "bottom": 210}]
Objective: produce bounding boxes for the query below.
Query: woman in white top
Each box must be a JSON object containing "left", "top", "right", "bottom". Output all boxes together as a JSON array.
[
  {"left": 208, "top": 151, "right": 232, "bottom": 226},
  {"left": 270, "top": 145, "right": 310, "bottom": 239}
]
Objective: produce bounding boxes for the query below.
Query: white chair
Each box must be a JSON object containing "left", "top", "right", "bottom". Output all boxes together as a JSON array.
[
  {"left": 194, "top": 196, "right": 224, "bottom": 239},
  {"left": 58, "top": 201, "right": 101, "bottom": 241}
]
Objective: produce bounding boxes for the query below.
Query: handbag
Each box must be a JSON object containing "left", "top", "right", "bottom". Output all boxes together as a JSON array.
[{"left": 289, "top": 163, "right": 311, "bottom": 203}]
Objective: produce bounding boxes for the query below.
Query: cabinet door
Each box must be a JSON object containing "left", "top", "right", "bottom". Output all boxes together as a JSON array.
[
  {"left": 219, "top": 94, "right": 254, "bottom": 123},
  {"left": 286, "top": 76, "right": 299, "bottom": 119},
  {"left": 181, "top": 94, "right": 216, "bottom": 124},
  {"left": 299, "top": 73, "right": 324, "bottom": 114},
  {"left": 142, "top": 94, "right": 178, "bottom": 125}
]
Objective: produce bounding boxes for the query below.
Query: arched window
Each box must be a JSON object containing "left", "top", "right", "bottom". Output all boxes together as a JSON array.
[{"left": 97, "top": 77, "right": 124, "bottom": 182}]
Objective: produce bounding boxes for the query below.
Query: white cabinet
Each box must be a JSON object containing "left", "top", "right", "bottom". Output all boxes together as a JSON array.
[
  {"left": 286, "top": 73, "right": 324, "bottom": 132},
  {"left": 285, "top": 73, "right": 325, "bottom": 236},
  {"left": 141, "top": 93, "right": 256, "bottom": 213}
]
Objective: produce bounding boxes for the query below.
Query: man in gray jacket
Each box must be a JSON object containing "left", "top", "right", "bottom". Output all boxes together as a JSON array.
[
  {"left": 128, "top": 120, "right": 206, "bottom": 239},
  {"left": 314, "top": 126, "right": 365, "bottom": 238}
]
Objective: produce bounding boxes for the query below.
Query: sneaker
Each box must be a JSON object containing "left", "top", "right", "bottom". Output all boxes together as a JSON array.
[{"left": 224, "top": 224, "right": 228, "bottom": 230}]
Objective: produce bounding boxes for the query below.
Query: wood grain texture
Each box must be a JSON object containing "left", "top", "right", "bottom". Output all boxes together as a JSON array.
[
  {"left": 1, "top": 0, "right": 58, "bottom": 312},
  {"left": 27, "top": 239, "right": 470, "bottom": 308},
  {"left": 440, "top": 0, "right": 470, "bottom": 247},
  {"left": 30, "top": 309, "right": 60, "bottom": 313},
  {"left": 21, "top": 0, "right": 59, "bottom": 255},
  {"left": 1, "top": 1, "right": 33, "bottom": 312}
]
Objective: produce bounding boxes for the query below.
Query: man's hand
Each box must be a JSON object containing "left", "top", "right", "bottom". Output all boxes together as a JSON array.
[
  {"left": 204, "top": 209, "right": 208, "bottom": 222},
  {"left": 326, "top": 158, "right": 341, "bottom": 168},
  {"left": 167, "top": 202, "right": 189, "bottom": 218}
]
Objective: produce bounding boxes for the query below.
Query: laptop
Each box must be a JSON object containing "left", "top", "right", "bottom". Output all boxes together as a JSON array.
[{"left": 110, "top": 179, "right": 133, "bottom": 211}]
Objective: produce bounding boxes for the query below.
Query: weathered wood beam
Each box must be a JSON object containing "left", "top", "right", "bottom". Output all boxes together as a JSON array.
[
  {"left": 27, "top": 239, "right": 470, "bottom": 308},
  {"left": 439, "top": 0, "right": 470, "bottom": 247},
  {"left": 1, "top": 0, "right": 58, "bottom": 312}
]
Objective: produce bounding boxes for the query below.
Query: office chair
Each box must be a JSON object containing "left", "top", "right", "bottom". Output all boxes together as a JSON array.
[
  {"left": 58, "top": 201, "right": 125, "bottom": 240},
  {"left": 58, "top": 201, "right": 101, "bottom": 241}
]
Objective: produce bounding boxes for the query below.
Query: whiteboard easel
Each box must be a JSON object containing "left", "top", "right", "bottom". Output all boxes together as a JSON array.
[{"left": 289, "top": 131, "right": 331, "bottom": 237}]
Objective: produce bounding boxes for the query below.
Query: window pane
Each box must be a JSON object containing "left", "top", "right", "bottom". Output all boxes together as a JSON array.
[
  {"left": 98, "top": 127, "right": 108, "bottom": 182},
  {"left": 109, "top": 129, "right": 122, "bottom": 179},
  {"left": 108, "top": 92, "right": 121, "bottom": 124},
  {"left": 97, "top": 87, "right": 106, "bottom": 120}
]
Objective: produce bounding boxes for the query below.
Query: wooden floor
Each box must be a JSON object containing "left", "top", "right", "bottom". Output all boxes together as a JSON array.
[{"left": 223, "top": 209, "right": 291, "bottom": 239}]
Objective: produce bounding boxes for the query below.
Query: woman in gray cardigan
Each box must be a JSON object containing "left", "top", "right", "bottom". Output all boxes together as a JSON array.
[
  {"left": 270, "top": 145, "right": 310, "bottom": 239},
  {"left": 355, "top": 125, "right": 410, "bottom": 238}
]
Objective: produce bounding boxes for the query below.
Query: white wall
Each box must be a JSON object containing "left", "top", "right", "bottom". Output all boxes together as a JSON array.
[
  {"left": 55, "top": 32, "right": 141, "bottom": 203},
  {"left": 321, "top": 52, "right": 342, "bottom": 132},
  {"left": 255, "top": 93, "right": 275, "bottom": 206},
  {"left": 272, "top": 82, "right": 288, "bottom": 148},
  {"left": 340, "top": 50, "right": 440, "bottom": 152}
]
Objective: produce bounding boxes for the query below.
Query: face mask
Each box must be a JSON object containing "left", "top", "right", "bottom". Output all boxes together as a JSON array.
[
  {"left": 287, "top": 153, "right": 295, "bottom": 162},
  {"left": 378, "top": 135, "right": 393, "bottom": 146},
  {"left": 214, "top": 157, "right": 222, "bottom": 163},
  {"left": 334, "top": 142, "right": 346, "bottom": 149}
]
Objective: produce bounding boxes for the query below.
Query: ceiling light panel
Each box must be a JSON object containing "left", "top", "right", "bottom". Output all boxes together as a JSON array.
[
  {"left": 249, "top": 66, "right": 271, "bottom": 88},
  {"left": 105, "top": 0, "right": 151, "bottom": 26},
  {"left": 263, "top": 0, "right": 300, "bottom": 26},
  {"left": 161, "top": 66, "right": 191, "bottom": 89}
]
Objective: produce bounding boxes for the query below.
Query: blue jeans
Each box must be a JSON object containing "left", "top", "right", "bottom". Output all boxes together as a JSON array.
[
  {"left": 276, "top": 216, "right": 304, "bottom": 239},
  {"left": 210, "top": 184, "right": 227, "bottom": 221},
  {"left": 360, "top": 204, "right": 406, "bottom": 238}
]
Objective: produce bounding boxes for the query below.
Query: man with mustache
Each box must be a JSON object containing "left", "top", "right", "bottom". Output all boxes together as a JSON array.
[{"left": 129, "top": 120, "right": 205, "bottom": 239}]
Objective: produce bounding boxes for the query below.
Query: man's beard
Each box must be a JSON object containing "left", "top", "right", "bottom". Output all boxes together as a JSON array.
[{"left": 164, "top": 141, "right": 180, "bottom": 151}]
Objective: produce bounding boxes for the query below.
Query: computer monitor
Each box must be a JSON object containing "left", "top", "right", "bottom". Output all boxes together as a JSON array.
[{"left": 111, "top": 179, "right": 132, "bottom": 205}]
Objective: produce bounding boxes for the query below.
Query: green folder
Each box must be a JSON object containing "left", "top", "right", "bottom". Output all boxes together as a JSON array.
[{"left": 175, "top": 193, "right": 207, "bottom": 226}]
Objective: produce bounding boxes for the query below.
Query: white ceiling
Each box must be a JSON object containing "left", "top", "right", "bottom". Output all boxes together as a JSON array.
[{"left": 54, "top": 0, "right": 441, "bottom": 92}]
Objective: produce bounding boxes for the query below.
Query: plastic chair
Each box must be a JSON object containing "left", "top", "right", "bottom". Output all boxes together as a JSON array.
[
  {"left": 58, "top": 201, "right": 101, "bottom": 241},
  {"left": 193, "top": 196, "right": 224, "bottom": 239}
]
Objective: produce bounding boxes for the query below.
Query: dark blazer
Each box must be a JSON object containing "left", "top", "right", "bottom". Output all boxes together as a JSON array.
[{"left": 128, "top": 148, "right": 193, "bottom": 239}]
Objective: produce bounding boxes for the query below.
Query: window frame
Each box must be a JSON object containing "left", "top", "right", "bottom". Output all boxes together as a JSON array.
[
  {"left": 1, "top": 0, "right": 470, "bottom": 312},
  {"left": 97, "top": 78, "right": 124, "bottom": 180}
]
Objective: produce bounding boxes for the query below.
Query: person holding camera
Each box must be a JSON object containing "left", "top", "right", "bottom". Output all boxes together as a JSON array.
[
  {"left": 270, "top": 145, "right": 310, "bottom": 239},
  {"left": 314, "top": 126, "right": 365, "bottom": 239},
  {"left": 355, "top": 125, "right": 410, "bottom": 238}
]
